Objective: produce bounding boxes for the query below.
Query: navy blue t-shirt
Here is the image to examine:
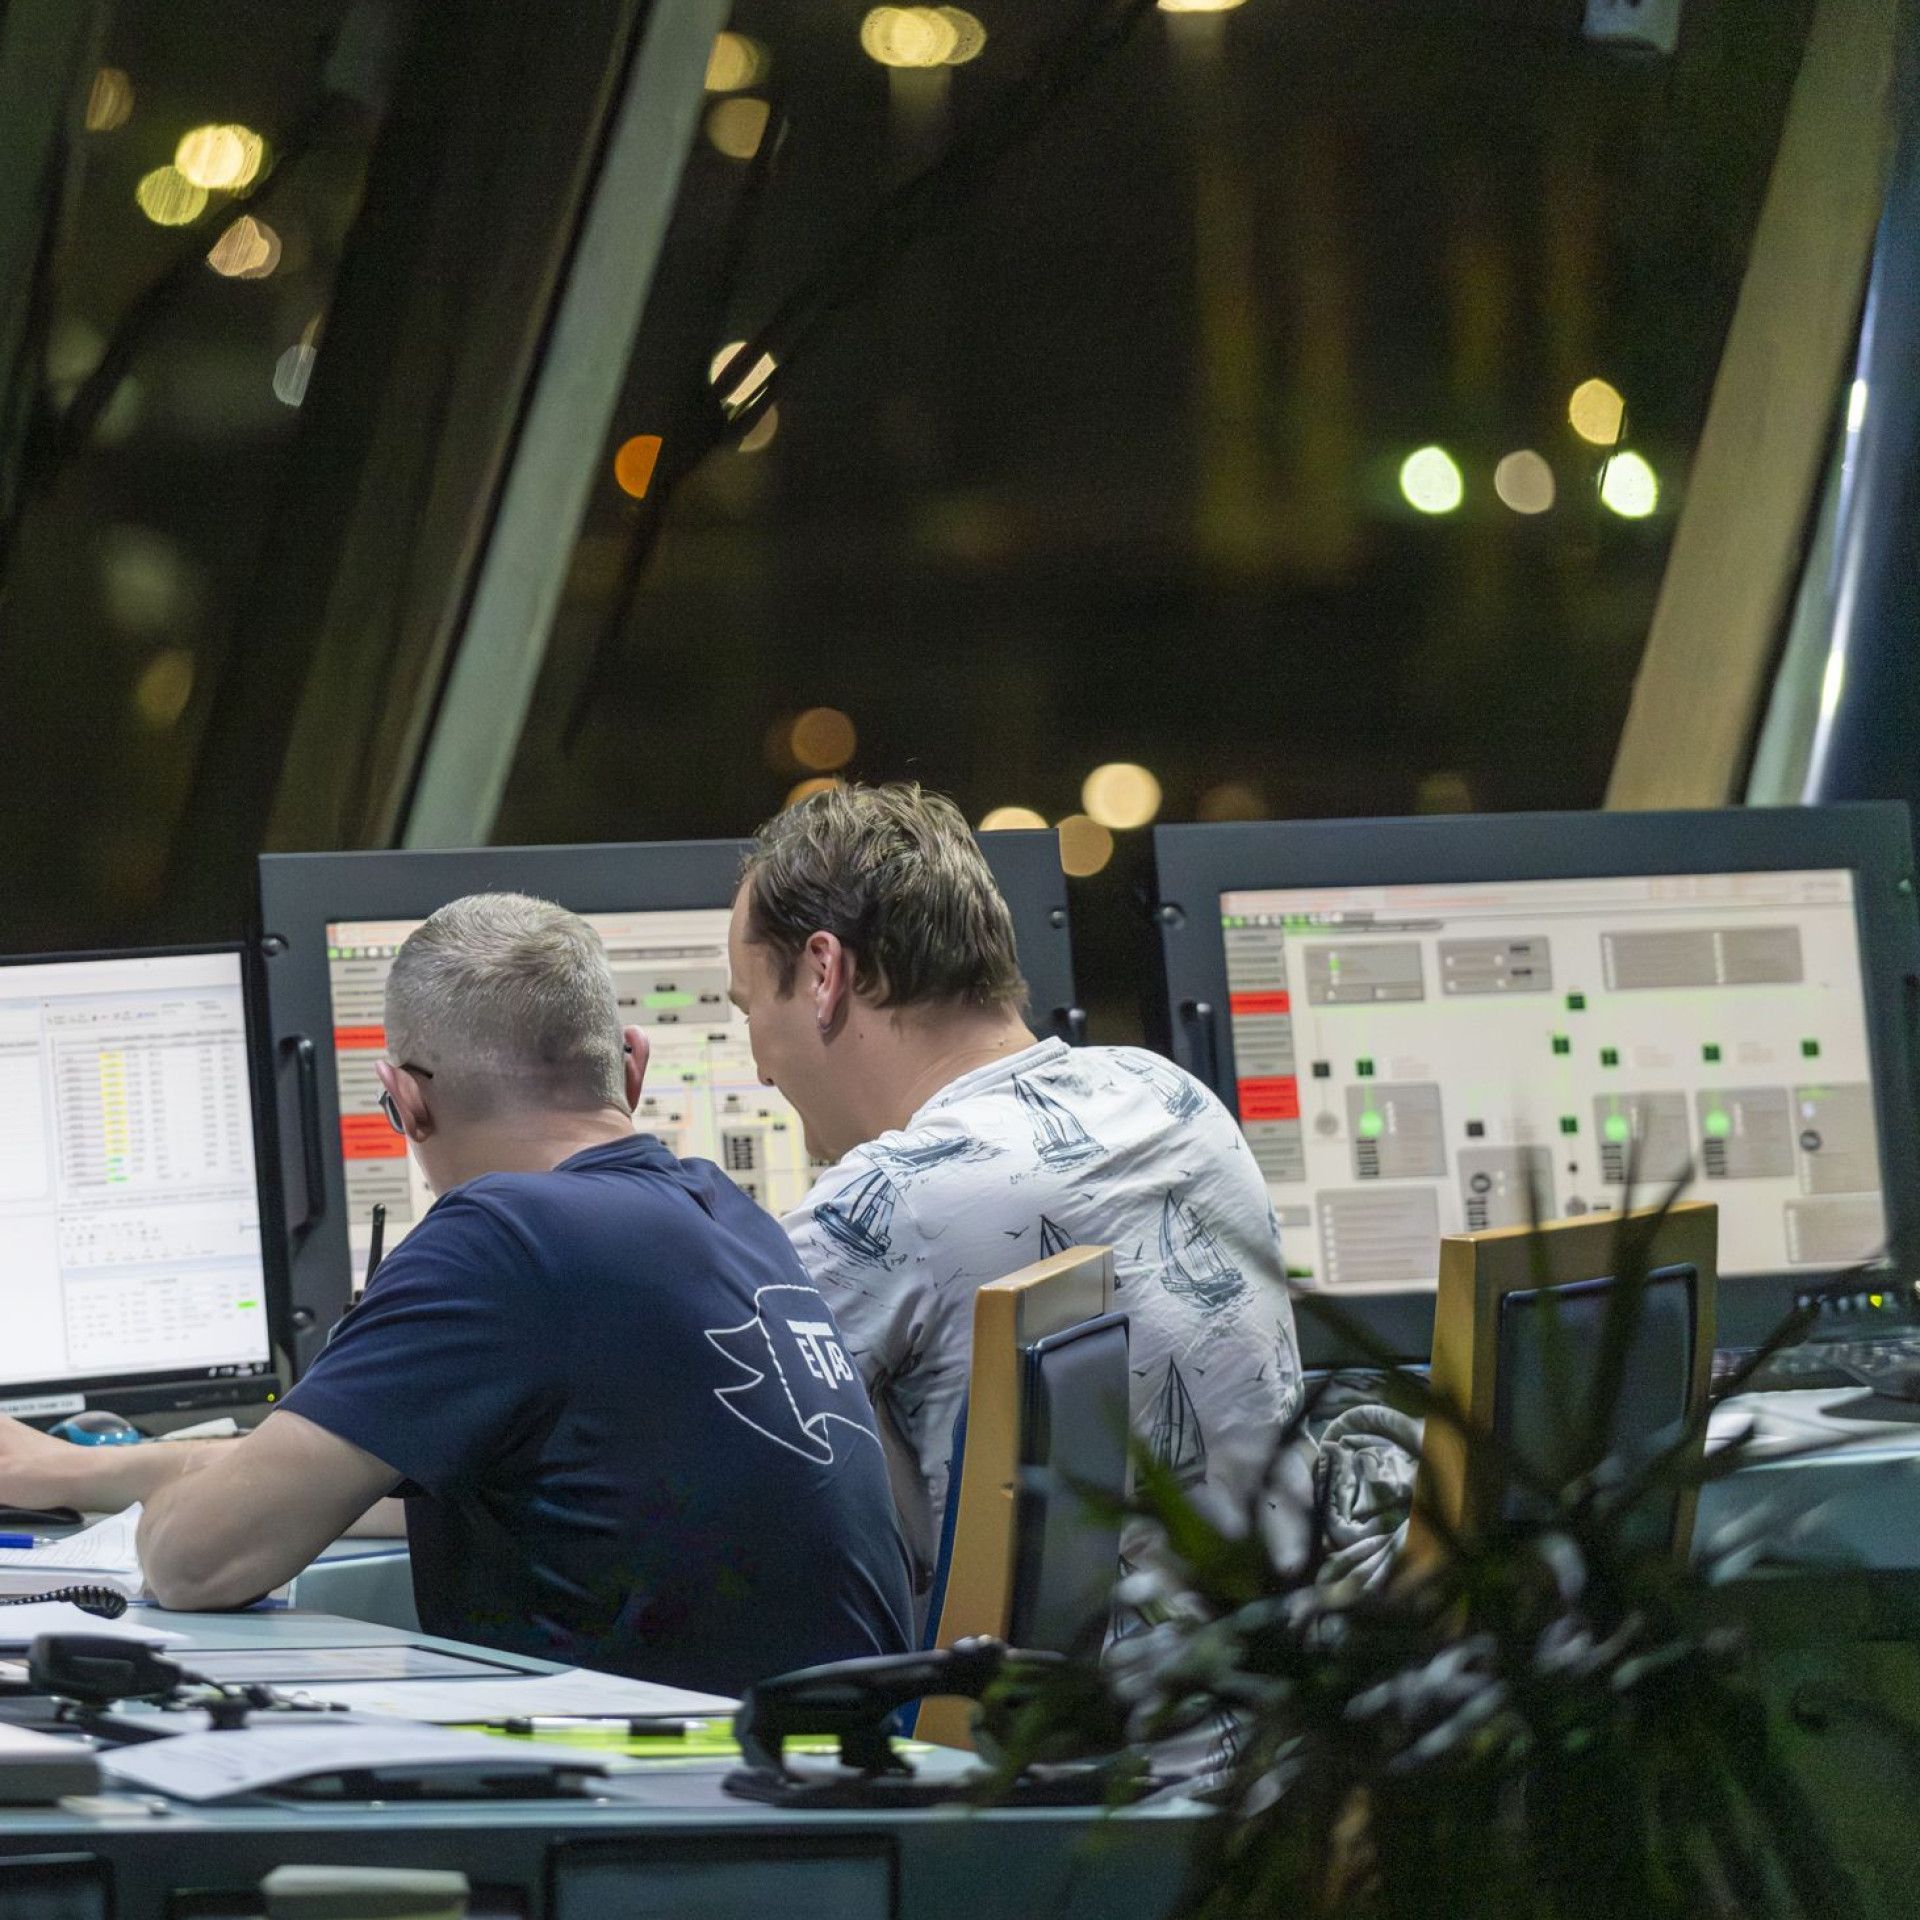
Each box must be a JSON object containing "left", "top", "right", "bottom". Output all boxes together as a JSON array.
[{"left": 283, "top": 1136, "right": 912, "bottom": 1695}]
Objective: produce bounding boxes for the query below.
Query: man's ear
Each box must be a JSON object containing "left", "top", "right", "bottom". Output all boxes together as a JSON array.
[
  {"left": 806, "top": 932, "right": 853, "bottom": 1035},
  {"left": 375, "top": 1059, "right": 434, "bottom": 1141},
  {"left": 622, "top": 1026, "right": 650, "bottom": 1110}
]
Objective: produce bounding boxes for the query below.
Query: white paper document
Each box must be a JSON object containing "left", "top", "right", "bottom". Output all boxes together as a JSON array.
[
  {"left": 0, "top": 1601, "right": 185, "bottom": 1648},
  {"left": 303, "top": 1667, "right": 738, "bottom": 1723},
  {"left": 100, "top": 1721, "right": 621, "bottom": 1801},
  {"left": 0, "top": 1507, "right": 145, "bottom": 1598}
]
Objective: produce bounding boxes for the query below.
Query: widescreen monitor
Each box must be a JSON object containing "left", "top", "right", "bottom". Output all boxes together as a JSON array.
[
  {"left": 0, "top": 947, "right": 281, "bottom": 1421},
  {"left": 1149, "top": 804, "right": 1920, "bottom": 1359},
  {"left": 258, "top": 833, "right": 1076, "bottom": 1376}
]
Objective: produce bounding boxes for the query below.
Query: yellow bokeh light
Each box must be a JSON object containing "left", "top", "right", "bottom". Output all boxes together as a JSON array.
[
  {"left": 1569, "top": 377, "right": 1625, "bottom": 447},
  {"left": 1415, "top": 770, "right": 1475, "bottom": 814},
  {"left": 710, "top": 340, "right": 776, "bottom": 411},
  {"left": 980, "top": 806, "right": 1048, "bottom": 830},
  {"left": 1198, "top": 780, "right": 1266, "bottom": 822},
  {"left": 937, "top": 8, "right": 988, "bottom": 60},
  {"left": 1493, "top": 449, "right": 1555, "bottom": 515},
  {"left": 206, "top": 214, "right": 281, "bottom": 279},
  {"left": 1599, "top": 449, "right": 1659, "bottom": 519},
  {"left": 1399, "top": 445, "right": 1463, "bottom": 515},
  {"left": 705, "top": 31, "right": 766, "bottom": 91},
  {"left": 790, "top": 707, "right": 857, "bottom": 771},
  {"left": 135, "top": 166, "right": 208, "bottom": 227},
  {"left": 860, "top": 7, "right": 958, "bottom": 67},
  {"left": 175, "top": 123, "right": 265, "bottom": 191},
  {"left": 1057, "top": 814, "right": 1115, "bottom": 878},
  {"left": 785, "top": 776, "right": 842, "bottom": 808},
  {"left": 706, "top": 96, "right": 770, "bottom": 160},
  {"left": 613, "top": 434, "right": 663, "bottom": 499},
  {"left": 1158, "top": 0, "right": 1248, "bottom": 12},
  {"left": 133, "top": 648, "right": 195, "bottom": 730},
  {"left": 1081, "top": 762, "right": 1162, "bottom": 830},
  {"left": 86, "top": 68, "right": 134, "bottom": 132},
  {"left": 738, "top": 404, "right": 780, "bottom": 454}
]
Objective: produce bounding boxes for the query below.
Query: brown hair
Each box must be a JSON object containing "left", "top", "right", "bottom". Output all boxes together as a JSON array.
[{"left": 741, "top": 783, "right": 1028, "bottom": 1013}]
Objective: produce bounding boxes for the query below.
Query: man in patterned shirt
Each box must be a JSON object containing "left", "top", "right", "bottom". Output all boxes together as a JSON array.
[{"left": 727, "top": 783, "right": 1302, "bottom": 1592}]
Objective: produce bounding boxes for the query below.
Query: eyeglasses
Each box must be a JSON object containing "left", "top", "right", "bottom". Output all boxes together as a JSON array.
[{"left": 379, "top": 1062, "right": 434, "bottom": 1136}]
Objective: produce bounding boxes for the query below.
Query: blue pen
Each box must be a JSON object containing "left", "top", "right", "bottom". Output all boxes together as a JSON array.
[{"left": 0, "top": 1534, "right": 49, "bottom": 1550}]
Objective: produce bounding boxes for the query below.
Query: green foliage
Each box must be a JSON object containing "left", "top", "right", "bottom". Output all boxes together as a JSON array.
[{"left": 985, "top": 1190, "right": 1883, "bottom": 1920}]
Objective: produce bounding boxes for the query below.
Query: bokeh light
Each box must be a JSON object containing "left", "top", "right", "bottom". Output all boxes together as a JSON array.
[
  {"left": 1057, "top": 814, "right": 1116, "bottom": 878},
  {"left": 206, "top": 214, "right": 281, "bottom": 278},
  {"left": 1599, "top": 450, "right": 1659, "bottom": 519},
  {"left": 1569, "top": 377, "right": 1625, "bottom": 447},
  {"left": 980, "top": 806, "right": 1048, "bottom": 830},
  {"left": 1198, "top": 780, "right": 1267, "bottom": 822},
  {"left": 273, "top": 321, "right": 321, "bottom": 407},
  {"left": 790, "top": 707, "right": 857, "bottom": 771},
  {"left": 1158, "top": 0, "right": 1248, "bottom": 11},
  {"left": 710, "top": 340, "right": 776, "bottom": 410},
  {"left": 1081, "top": 762, "right": 1162, "bottom": 829},
  {"left": 85, "top": 68, "right": 133, "bottom": 132},
  {"left": 1493, "top": 449, "right": 1555, "bottom": 515},
  {"left": 135, "top": 166, "right": 208, "bottom": 227},
  {"left": 860, "top": 7, "right": 959, "bottom": 66},
  {"left": 706, "top": 97, "right": 770, "bottom": 160},
  {"left": 1415, "top": 770, "right": 1475, "bottom": 813},
  {"left": 133, "top": 649, "right": 195, "bottom": 730},
  {"left": 937, "top": 8, "right": 988, "bottom": 60},
  {"left": 738, "top": 405, "right": 780, "bottom": 454},
  {"left": 785, "top": 776, "right": 842, "bottom": 808},
  {"left": 705, "top": 32, "right": 767, "bottom": 91},
  {"left": 1847, "top": 379, "right": 1868, "bottom": 435},
  {"left": 613, "top": 434, "right": 663, "bottom": 499},
  {"left": 175, "top": 123, "right": 265, "bottom": 191},
  {"left": 1399, "top": 445, "right": 1463, "bottom": 515}
]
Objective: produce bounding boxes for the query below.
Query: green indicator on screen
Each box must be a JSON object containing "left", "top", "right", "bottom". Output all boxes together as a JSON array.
[
  {"left": 644, "top": 991, "right": 695, "bottom": 1009},
  {"left": 1566, "top": 993, "right": 1586, "bottom": 1011},
  {"left": 1703, "top": 1043, "right": 1722, "bottom": 1063},
  {"left": 1703, "top": 1110, "right": 1731, "bottom": 1140},
  {"left": 236, "top": 1299, "right": 257, "bottom": 1310},
  {"left": 1559, "top": 1116, "right": 1579, "bottom": 1136},
  {"left": 1802, "top": 1039, "right": 1821, "bottom": 1058},
  {"left": 1551, "top": 1035, "right": 1571, "bottom": 1056},
  {"left": 1357, "top": 1110, "right": 1385, "bottom": 1139},
  {"left": 1600, "top": 1047, "right": 1620, "bottom": 1068},
  {"left": 1355, "top": 1058, "right": 1375, "bottom": 1078},
  {"left": 1603, "top": 1113, "right": 1631, "bottom": 1144}
]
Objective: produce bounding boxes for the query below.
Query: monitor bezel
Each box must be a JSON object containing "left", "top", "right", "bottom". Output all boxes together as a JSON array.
[
  {"left": 0, "top": 940, "right": 291, "bottom": 1420},
  {"left": 1147, "top": 803, "right": 1920, "bottom": 1359},
  {"left": 257, "top": 833, "right": 1075, "bottom": 1378}
]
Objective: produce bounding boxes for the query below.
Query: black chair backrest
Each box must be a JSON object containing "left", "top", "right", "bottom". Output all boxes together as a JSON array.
[
  {"left": 1491, "top": 1262, "right": 1699, "bottom": 1548},
  {"left": 1008, "top": 1311, "right": 1130, "bottom": 1654}
]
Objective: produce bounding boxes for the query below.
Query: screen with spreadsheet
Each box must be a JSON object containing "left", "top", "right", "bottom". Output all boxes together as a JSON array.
[
  {"left": 0, "top": 951, "right": 273, "bottom": 1400},
  {"left": 327, "top": 909, "right": 814, "bottom": 1285},
  {"left": 1219, "top": 868, "right": 1888, "bottom": 1291}
]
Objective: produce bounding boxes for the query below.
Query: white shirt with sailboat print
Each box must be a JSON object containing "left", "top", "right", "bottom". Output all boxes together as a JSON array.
[{"left": 782, "top": 1037, "right": 1303, "bottom": 1582}]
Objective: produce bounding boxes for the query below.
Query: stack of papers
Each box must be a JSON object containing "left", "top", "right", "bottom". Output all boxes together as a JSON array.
[
  {"left": 0, "top": 1601, "right": 184, "bottom": 1648},
  {"left": 298, "top": 1668, "right": 737, "bottom": 1723},
  {"left": 0, "top": 1507, "right": 144, "bottom": 1600},
  {"left": 100, "top": 1721, "right": 623, "bottom": 1802}
]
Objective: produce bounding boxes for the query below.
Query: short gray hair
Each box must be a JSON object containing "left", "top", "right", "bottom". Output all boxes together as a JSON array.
[
  {"left": 385, "top": 892, "right": 624, "bottom": 1112},
  {"left": 742, "top": 783, "right": 1027, "bottom": 1013}
]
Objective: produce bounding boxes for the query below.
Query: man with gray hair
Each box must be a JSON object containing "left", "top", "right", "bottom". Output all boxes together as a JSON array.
[{"left": 0, "top": 893, "right": 912, "bottom": 1695}]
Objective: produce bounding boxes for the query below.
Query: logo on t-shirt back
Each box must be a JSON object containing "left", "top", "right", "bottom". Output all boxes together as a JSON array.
[{"left": 705, "top": 1284, "right": 879, "bottom": 1464}]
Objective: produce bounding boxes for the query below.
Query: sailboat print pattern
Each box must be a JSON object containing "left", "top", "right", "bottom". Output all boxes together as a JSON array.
[
  {"left": 1158, "top": 1191, "right": 1245, "bottom": 1311},
  {"left": 1150, "top": 1359, "right": 1209, "bottom": 1486},
  {"left": 1114, "top": 1051, "right": 1206, "bottom": 1122},
  {"left": 1038, "top": 1214, "right": 1073, "bottom": 1260},
  {"left": 873, "top": 1134, "right": 1001, "bottom": 1185},
  {"left": 1012, "top": 1074, "right": 1102, "bottom": 1169},
  {"left": 813, "top": 1165, "right": 899, "bottom": 1265}
]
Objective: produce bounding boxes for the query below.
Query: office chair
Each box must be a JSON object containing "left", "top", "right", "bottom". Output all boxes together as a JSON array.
[
  {"left": 915, "top": 1244, "right": 1128, "bottom": 1749},
  {"left": 1410, "top": 1200, "right": 1718, "bottom": 1563}
]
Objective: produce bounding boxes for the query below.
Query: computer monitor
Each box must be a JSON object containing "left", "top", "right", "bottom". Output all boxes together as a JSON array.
[
  {"left": 1148, "top": 804, "right": 1920, "bottom": 1360},
  {"left": 0, "top": 946, "right": 283, "bottom": 1422},
  {"left": 257, "top": 833, "right": 1076, "bottom": 1377}
]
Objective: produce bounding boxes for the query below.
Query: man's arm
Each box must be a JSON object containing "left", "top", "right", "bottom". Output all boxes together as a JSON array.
[{"left": 134, "top": 1409, "right": 400, "bottom": 1610}]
